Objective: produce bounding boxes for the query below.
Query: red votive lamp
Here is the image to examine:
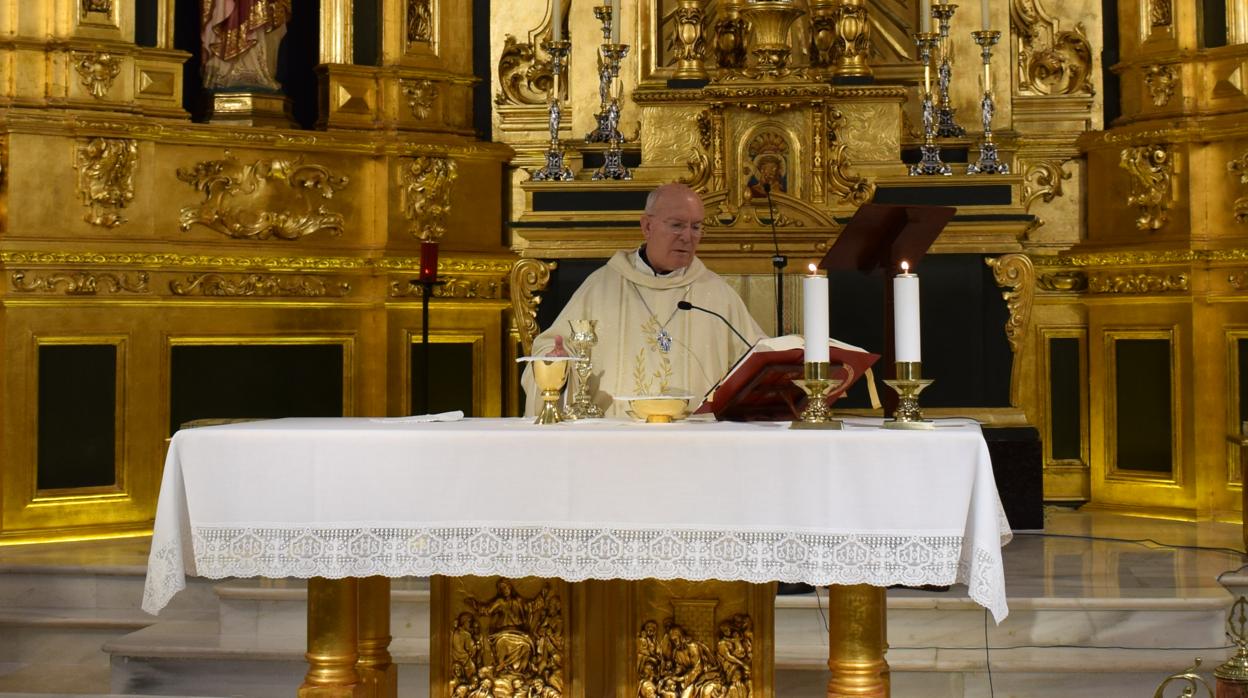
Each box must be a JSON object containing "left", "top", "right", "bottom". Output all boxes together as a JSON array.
[{"left": 419, "top": 241, "right": 439, "bottom": 282}]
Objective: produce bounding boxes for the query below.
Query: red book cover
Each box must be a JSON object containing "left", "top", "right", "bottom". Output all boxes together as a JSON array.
[{"left": 693, "top": 336, "right": 879, "bottom": 422}]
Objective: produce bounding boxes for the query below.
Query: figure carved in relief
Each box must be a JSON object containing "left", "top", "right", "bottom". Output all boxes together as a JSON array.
[
  {"left": 454, "top": 579, "right": 564, "bottom": 698},
  {"left": 200, "top": 0, "right": 291, "bottom": 90}
]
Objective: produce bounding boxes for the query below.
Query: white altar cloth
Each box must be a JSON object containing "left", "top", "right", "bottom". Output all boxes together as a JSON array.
[{"left": 142, "top": 417, "right": 1012, "bottom": 621}]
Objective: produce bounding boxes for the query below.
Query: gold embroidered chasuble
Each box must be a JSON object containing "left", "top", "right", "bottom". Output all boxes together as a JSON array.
[{"left": 523, "top": 250, "right": 767, "bottom": 417}]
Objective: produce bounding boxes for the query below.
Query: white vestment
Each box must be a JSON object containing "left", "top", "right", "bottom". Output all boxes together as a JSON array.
[{"left": 523, "top": 250, "right": 767, "bottom": 417}]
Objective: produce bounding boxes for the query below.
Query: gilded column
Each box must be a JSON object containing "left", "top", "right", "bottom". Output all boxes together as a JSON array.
[
  {"left": 826, "top": 584, "right": 888, "bottom": 698},
  {"left": 300, "top": 577, "right": 365, "bottom": 698},
  {"left": 671, "top": 0, "right": 709, "bottom": 81},
  {"left": 356, "top": 576, "right": 397, "bottom": 698}
]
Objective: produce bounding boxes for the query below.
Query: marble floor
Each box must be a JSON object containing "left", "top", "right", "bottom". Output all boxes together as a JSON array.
[{"left": 0, "top": 507, "right": 1244, "bottom": 697}]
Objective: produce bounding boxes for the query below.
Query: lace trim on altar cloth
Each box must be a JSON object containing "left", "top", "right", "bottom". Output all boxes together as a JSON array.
[{"left": 141, "top": 525, "right": 1010, "bottom": 622}]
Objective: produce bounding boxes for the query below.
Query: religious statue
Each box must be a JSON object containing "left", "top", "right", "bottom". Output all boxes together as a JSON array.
[
  {"left": 200, "top": 0, "right": 291, "bottom": 90},
  {"left": 636, "top": 614, "right": 754, "bottom": 698},
  {"left": 454, "top": 579, "right": 565, "bottom": 698}
]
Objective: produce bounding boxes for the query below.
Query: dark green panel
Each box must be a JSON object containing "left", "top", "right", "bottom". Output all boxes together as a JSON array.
[
  {"left": 1049, "top": 337, "right": 1082, "bottom": 461},
  {"left": 38, "top": 345, "right": 117, "bottom": 490},
  {"left": 1114, "top": 339, "right": 1172, "bottom": 474},
  {"left": 410, "top": 342, "right": 475, "bottom": 416},
  {"left": 170, "top": 344, "right": 344, "bottom": 434}
]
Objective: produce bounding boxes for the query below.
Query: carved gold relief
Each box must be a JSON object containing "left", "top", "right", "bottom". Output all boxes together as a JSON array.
[
  {"left": 836, "top": 103, "right": 897, "bottom": 162},
  {"left": 712, "top": 1, "right": 748, "bottom": 70},
  {"left": 495, "top": 35, "right": 555, "bottom": 106},
  {"left": 680, "top": 109, "right": 713, "bottom": 192},
  {"left": 808, "top": 0, "right": 838, "bottom": 75},
  {"left": 74, "top": 52, "right": 123, "bottom": 99},
  {"left": 450, "top": 579, "right": 565, "bottom": 698},
  {"left": 390, "top": 275, "right": 504, "bottom": 300},
  {"left": 668, "top": 0, "right": 709, "bottom": 80},
  {"left": 1119, "top": 145, "right": 1173, "bottom": 231},
  {"left": 82, "top": 0, "right": 112, "bottom": 13},
  {"left": 1144, "top": 64, "right": 1179, "bottom": 107},
  {"left": 826, "top": 108, "right": 874, "bottom": 206},
  {"left": 176, "top": 152, "right": 349, "bottom": 240},
  {"left": 169, "top": 273, "right": 351, "bottom": 297},
  {"left": 510, "top": 258, "right": 555, "bottom": 355},
  {"left": 1037, "top": 271, "right": 1087, "bottom": 292},
  {"left": 402, "top": 79, "right": 440, "bottom": 120},
  {"left": 399, "top": 155, "right": 457, "bottom": 242},
  {"left": 1010, "top": 0, "right": 1093, "bottom": 96},
  {"left": 1229, "top": 150, "right": 1248, "bottom": 224},
  {"left": 74, "top": 137, "right": 137, "bottom": 229},
  {"left": 1151, "top": 0, "right": 1173, "bottom": 27},
  {"left": 1088, "top": 272, "right": 1188, "bottom": 293},
  {"left": 987, "top": 255, "right": 1035, "bottom": 407},
  {"left": 10, "top": 270, "right": 149, "bottom": 295},
  {"left": 637, "top": 612, "right": 754, "bottom": 698},
  {"left": 831, "top": 0, "right": 872, "bottom": 79},
  {"left": 1021, "top": 159, "right": 1072, "bottom": 211},
  {"left": 1228, "top": 271, "right": 1248, "bottom": 290},
  {"left": 407, "top": 0, "right": 433, "bottom": 43}
]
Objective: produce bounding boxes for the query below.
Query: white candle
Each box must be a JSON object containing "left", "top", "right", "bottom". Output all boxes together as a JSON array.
[
  {"left": 920, "top": 0, "right": 931, "bottom": 33},
  {"left": 552, "top": 0, "right": 562, "bottom": 41},
  {"left": 894, "top": 261, "right": 922, "bottom": 362},
  {"left": 982, "top": 0, "right": 991, "bottom": 30},
  {"left": 803, "top": 264, "right": 830, "bottom": 363},
  {"left": 611, "top": 0, "right": 621, "bottom": 44}
]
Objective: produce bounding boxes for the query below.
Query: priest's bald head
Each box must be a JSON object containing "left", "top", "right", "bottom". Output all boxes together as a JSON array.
[{"left": 640, "top": 183, "right": 705, "bottom": 273}]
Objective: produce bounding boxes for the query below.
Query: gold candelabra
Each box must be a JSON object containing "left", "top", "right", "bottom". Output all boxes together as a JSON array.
[
  {"left": 882, "top": 361, "right": 934, "bottom": 429},
  {"left": 791, "top": 361, "right": 843, "bottom": 429}
]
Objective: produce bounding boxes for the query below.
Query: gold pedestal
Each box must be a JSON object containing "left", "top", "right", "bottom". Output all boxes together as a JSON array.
[
  {"left": 791, "top": 361, "right": 843, "bottom": 429},
  {"left": 826, "top": 584, "right": 889, "bottom": 698},
  {"left": 209, "top": 90, "right": 295, "bottom": 128},
  {"left": 357, "top": 576, "right": 397, "bottom": 698},
  {"left": 300, "top": 577, "right": 365, "bottom": 698},
  {"left": 882, "top": 361, "right": 934, "bottom": 430}
]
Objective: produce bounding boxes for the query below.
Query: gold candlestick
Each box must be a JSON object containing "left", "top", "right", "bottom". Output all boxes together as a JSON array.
[
  {"left": 791, "top": 361, "right": 843, "bottom": 429},
  {"left": 883, "top": 360, "right": 934, "bottom": 429}
]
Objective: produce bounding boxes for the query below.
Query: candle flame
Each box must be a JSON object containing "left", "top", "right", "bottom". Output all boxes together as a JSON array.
[
  {"left": 808, "top": 263, "right": 817, "bottom": 274},
  {"left": 900, "top": 261, "right": 910, "bottom": 272}
]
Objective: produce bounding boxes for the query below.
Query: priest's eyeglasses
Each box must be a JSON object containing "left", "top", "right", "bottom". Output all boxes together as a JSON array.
[{"left": 656, "top": 217, "right": 703, "bottom": 238}]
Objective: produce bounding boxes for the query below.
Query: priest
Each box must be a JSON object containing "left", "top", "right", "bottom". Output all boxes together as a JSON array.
[{"left": 523, "top": 183, "right": 767, "bottom": 417}]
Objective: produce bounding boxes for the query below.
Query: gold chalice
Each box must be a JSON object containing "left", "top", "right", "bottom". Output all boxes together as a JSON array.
[{"left": 532, "top": 358, "right": 571, "bottom": 425}]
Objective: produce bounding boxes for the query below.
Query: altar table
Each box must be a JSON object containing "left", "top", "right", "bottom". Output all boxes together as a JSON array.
[{"left": 142, "top": 416, "right": 1012, "bottom": 697}]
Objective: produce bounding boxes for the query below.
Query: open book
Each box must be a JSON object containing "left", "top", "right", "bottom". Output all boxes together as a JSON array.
[{"left": 693, "top": 335, "right": 880, "bottom": 422}]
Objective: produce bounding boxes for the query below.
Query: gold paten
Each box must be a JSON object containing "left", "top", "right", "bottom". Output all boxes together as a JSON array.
[
  {"left": 176, "top": 152, "right": 350, "bottom": 240},
  {"left": 74, "top": 137, "right": 138, "bottom": 228}
]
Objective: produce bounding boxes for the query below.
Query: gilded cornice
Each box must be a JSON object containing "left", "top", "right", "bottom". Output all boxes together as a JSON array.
[
  {"left": 1079, "top": 119, "right": 1248, "bottom": 150},
  {"left": 378, "top": 257, "right": 515, "bottom": 273},
  {"left": 0, "top": 251, "right": 518, "bottom": 274}
]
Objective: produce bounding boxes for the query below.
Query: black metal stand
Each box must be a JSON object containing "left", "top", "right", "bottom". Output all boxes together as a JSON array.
[
  {"left": 417, "top": 280, "right": 444, "bottom": 414},
  {"left": 772, "top": 254, "right": 787, "bottom": 336}
]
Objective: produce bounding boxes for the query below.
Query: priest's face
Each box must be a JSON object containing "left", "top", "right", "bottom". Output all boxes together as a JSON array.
[{"left": 641, "top": 187, "right": 705, "bottom": 272}]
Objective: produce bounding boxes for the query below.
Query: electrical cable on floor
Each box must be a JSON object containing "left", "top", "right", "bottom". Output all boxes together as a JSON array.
[
  {"left": 984, "top": 608, "right": 995, "bottom": 698},
  {"left": 1013, "top": 531, "right": 1246, "bottom": 556},
  {"left": 812, "top": 584, "right": 829, "bottom": 636}
]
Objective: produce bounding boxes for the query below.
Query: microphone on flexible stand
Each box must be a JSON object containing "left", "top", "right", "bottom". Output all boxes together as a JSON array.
[
  {"left": 763, "top": 182, "right": 786, "bottom": 337},
  {"left": 677, "top": 300, "right": 751, "bottom": 348}
]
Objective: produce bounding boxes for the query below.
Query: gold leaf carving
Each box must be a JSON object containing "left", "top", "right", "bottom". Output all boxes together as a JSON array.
[
  {"left": 510, "top": 258, "right": 555, "bottom": 355},
  {"left": 1010, "top": 0, "right": 1093, "bottom": 96},
  {"left": 1151, "top": 0, "right": 1173, "bottom": 27},
  {"left": 82, "top": 0, "right": 111, "bottom": 13},
  {"left": 837, "top": 103, "right": 898, "bottom": 162},
  {"left": 10, "top": 270, "right": 148, "bottom": 295},
  {"left": 176, "top": 151, "right": 349, "bottom": 240},
  {"left": 1021, "top": 159, "right": 1072, "bottom": 211},
  {"left": 389, "top": 276, "right": 504, "bottom": 300},
  {"left": 407, "top": 0, "right": 432, "bottom": 43},
  {"left": 452, "top": 579, "right": 565, "bottom": 698},
  {"left": 74, "top": 52, "right": 122, "bottom": 99},
  {"left": 75, "top": 137, "right": 137, "bottom": 228},
  {"left": 1119, "top": 145, "right": 1173, "bottom": 231},
  {"left": 1144, "top": 64, "right": 1179, "bottom": 107},
  {"left": 169, "top": 273, "right": 350, "bottom": 297},
  {"left": 399, "top": 155, "right": 458, "bottom": 242},
  {"left": 826, "top": 107, "right": 875, "bottom": 205},
  {"left": 986, "top": 254, "right": 1034, "bottom": 407},
  {"left": 1228, "top": 271, "right": 1248, "bottom": 290},
  {"left": 1088, "top": 272, "right": 1188, "bottom": 293},
  {"left": 637, "top": 611, "right": 754, "bottom": 698},
  {"left": 495, "top": 35, "right": 554, "bottom": 106},
  {"left": 402, "top": 79, "right": 439, "bottom": 120},
  {"left": 1229, "top": 150, "right": 1248, "bottom": 224},
  {"left": 1037, "top": 271, "right": 1087, "bottom": 292}
]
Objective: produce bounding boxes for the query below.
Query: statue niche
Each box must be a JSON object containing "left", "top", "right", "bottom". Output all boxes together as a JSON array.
[{"left": 200, "top": 0, "right": 290, "bottom": 90}]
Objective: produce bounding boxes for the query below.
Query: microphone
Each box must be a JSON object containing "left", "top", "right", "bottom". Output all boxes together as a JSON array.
[
  {"left": 677, "top": 300, "right": 751, "bottom": 348},
  {"left": 763, "top": 183, "right": 786, "bottom": 336}
]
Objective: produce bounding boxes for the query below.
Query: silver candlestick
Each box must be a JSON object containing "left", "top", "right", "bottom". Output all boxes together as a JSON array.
[
  {"left": 586, "top": 6, "right": 624, "bottom": 144},
  {"left": 967, "top": 30, "right": 1008, "bottom": 175},
  {"left": 931, "top": 4, "right": 965, "bottom": 138},
  {"left": 531, "top": 39, "right": 574, "bottom": 182},
  {"left": 909, "top": 32, "right": 951, "bottom": 176},
  {"left": 592, "top": 42, "right": 632, "bottom": 180}
]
